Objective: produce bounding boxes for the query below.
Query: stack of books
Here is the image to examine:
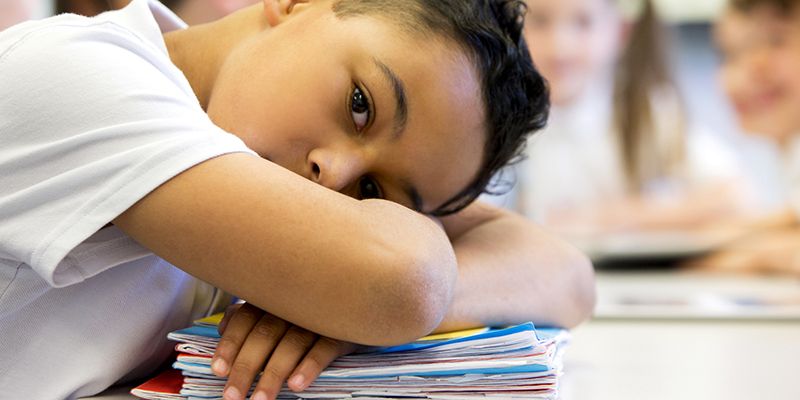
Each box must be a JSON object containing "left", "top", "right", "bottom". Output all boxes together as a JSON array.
[{"left": 131, "top": 314, "right": 569, "bottom": 400}]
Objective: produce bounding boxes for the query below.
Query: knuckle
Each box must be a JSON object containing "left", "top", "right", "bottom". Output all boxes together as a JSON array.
[
  {"left": 315, "top": 336, "right": 338, "bottom": 349},
  {"left": 236, "top": 303, "right": 263, "bottom": 320},
  {"left": 317, "top": 337, "right": 353, "bottom": 356},
  {"left": 282, "top": 328, "right": 315, "bottom": 349},
  {"left": 223, "top": 303, "right": 242, "bottom": 317},
  {"left": 216, "top": 336, "right": 243, "bottom": 352},
  {"left": 230, "top": 360, "right": 259, "bottom": 377},
  {"left": 251, "top": 318, "right": 285, "bottom": 340},
  {"left": 303, "top": 353, "right": 325, "bottom": 372},
  {"left": 262, "top": 364, "right": 286, "bottom": 382}
]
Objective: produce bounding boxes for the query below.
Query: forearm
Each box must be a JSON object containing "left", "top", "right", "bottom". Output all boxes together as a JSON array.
[
  {"left": 548, "top": 181, "right": 754, "bottom": 234},
  {"left": 437, "top": 203, "right": 595, "bottom": 331},
  {"left": 114, "top": 154, "right": 456, "bottom": 346}
]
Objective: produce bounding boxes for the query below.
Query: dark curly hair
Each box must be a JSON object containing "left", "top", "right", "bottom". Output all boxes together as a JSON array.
[{"left": 333, "top": 0, "right": 550, "bottom": 216}]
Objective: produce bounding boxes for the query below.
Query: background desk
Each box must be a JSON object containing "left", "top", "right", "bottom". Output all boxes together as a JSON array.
[
  {"left": 560, "top": 319, "right": 800, "bottom": 400},
  {"left": 560, "top": 271, "right": 800, "bottom": 400}
]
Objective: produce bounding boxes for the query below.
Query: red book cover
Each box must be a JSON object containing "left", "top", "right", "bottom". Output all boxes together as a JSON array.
[{"left": 130, "top": 369, "right": 184, "bottom": 399}]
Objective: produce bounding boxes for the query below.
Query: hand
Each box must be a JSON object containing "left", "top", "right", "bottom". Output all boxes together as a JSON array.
[
  {"left": 211, "top": 303, "right": 359, "bottom": 400},
  {"left": 685, "top": 229, "right": 800, "bottom": 276}
]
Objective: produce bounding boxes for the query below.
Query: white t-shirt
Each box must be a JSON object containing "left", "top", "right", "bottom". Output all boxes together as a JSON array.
[
  {"left": 781, "top": 135, "right": 800, "bottom": 218},
  {"left": 0, "top": 0, "right": 255, "bottom": 398},
  {"left": 510, "top": 79, "right": 743, "bottom": 224}
]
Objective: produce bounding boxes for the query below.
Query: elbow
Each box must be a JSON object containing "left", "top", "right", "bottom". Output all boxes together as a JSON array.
[
  {"left": 359, "top": 215, "right": 458, "bottom": 346},
  {"left": 560, "top": 248, "right": 596, "bottom": 329},
  {"left": 395, "top": 244, "right": 459, "bottom": 343}
]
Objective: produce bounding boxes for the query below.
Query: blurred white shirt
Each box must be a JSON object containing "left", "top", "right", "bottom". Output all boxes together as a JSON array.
[{"left": 782, "top": 135, "right": 800, "bottom": 217}]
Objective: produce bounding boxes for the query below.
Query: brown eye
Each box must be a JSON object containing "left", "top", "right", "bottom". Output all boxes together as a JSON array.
[
  {"left": 351, "top": 86, "right": 371, "bottom": 131},
  {"left": 358, "top": 176, "right": 383, "bottom": 199}
]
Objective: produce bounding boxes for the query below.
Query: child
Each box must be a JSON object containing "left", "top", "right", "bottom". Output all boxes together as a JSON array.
[
  {"left": 0, "top": 0, "right": 595, "bottom": 398},
  {"left": 690, "top": 0, "right": 800, "bottom": 274},
  {"left": 511, "top": 0, "right": 748, "bottom": 235}
]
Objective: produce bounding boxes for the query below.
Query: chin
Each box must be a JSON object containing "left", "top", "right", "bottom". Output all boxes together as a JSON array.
[{"left": 741, "top": 117, "right": 796, "bottom": 143}]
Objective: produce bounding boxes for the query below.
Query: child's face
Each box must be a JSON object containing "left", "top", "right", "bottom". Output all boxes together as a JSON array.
[
  {"left": 523, "top": 0, "right": 625, "bottom": 106},
  {"left": 206, "top": 3, "right": 485, "bottom": 214},
  {"left": 716, "top": 6, "right": 800, "bottom": 143}
]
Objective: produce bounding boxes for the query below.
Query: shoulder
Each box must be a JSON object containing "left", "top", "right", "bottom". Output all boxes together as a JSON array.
[
  {"left": 0, "top": 12, "right": 192, "bottom": 107},
  {"left": 0, "top": 13, "right": 203, "bottom": 142}
]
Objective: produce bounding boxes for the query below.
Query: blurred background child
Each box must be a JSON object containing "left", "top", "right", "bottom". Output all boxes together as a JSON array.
[
  {"left": 0, "top": 0, "right": 52, "bottom": 30},
  {"left": 689, "top": 0, "right": 800, "bottom": 275},
  {"left": 506, "top": 0, "right": 754, "bottom": 238},
  {"left": 51, "top": 0, "right": 258, "bottom": 24}
]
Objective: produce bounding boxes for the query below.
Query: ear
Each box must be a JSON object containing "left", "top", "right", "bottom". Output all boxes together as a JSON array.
[{"left": 263, "top": 0, "right": 311, "bottom": 27}]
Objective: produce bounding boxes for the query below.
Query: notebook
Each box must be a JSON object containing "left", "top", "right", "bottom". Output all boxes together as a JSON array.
[{"left": 133, "top": 315, "right": 570, "bottom": 400}]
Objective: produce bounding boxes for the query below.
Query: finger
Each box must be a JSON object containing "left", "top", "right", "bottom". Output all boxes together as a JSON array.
[
  {"left": 218, "top": 303, "right": 243, "bottom": 335},
  {"left": 212, "top": 303, "right": 263, "bottom": 377},
  {"left": 250, "top": 326, "right": 317, "bottom": 400},
  {"left": 223, "top": 313, "right": 289, "bottom": 400},
  {"left": 287, "top": 337, "right": 358, "bottom": 392}
]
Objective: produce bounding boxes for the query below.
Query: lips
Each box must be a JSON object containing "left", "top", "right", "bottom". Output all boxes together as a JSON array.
[{"left": 735, "top": 87, "right": 786, "bottom": 115}]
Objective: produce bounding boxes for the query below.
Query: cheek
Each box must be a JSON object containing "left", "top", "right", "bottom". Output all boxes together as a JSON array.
[
  {"left": 206, "top": 65, "right": 275, "bottom": 154},
  {"left": 585, "top": 23, "right": 622, "bottom": 72},
  {"left": 525, "top": 29, "right": 556, "bottom": 70},
  {"left": 776, "top": 51, "right": 800, "bottom": 102},
  {"left": 209, "top": 48, "right": 347, "bottom": 157},
  {"left": 718, "top": 64, "right": 744, "bottom": 102}
]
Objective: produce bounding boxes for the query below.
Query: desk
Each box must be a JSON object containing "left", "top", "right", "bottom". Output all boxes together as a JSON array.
[
  {"left": 561, "top": 271, "right": 800, "bottom": 400},
  {"left": 87, "top": 272, "right": 800, "bottom": 400},
  {"left": 560, "top": 320, "right": 800, "bottom": 400}
]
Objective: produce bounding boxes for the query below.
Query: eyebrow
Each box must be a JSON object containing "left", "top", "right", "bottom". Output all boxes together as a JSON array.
[
  {"left": 402, "top": 180, "right": 425, "bottom": 214},
  {"left": 372, "top": 58, "right": 422, "bottom": 212},
  {"left": 373, "top": 58, "right": 408, "bottom": 140}
]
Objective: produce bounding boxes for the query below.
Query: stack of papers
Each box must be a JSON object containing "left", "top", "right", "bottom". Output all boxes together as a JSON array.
[{"left": 132, "top": 315, "right": 569, "bottom": 399}]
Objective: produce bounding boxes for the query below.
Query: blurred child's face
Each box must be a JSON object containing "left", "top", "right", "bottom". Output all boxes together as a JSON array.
[
  {"left": 523, "top": 0, "right": 625, "bottom": 106},
  {"left": 206, "top": 3, "right": 485, "bottom": 214},
  {"left": 716, "top": 6, "right": 800, "bottom": 143}
]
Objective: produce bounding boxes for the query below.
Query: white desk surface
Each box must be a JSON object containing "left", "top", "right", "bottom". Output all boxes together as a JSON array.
[
  {"left": 85, "top": 272, "right": 800, "bottom": 400},
  {"left": 560, "top": 319, "right": 800, "bottom": 400}
]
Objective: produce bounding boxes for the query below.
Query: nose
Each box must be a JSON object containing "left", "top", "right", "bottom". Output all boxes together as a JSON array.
[
  {"left": 307, "top": 147, "right": 369, "bottom": 193},
  {"left": 745, "top": 49, "right": 772, "bottom": 80},
  {"left": 725, "top": 48, "right": 770, "bottom": 96}
]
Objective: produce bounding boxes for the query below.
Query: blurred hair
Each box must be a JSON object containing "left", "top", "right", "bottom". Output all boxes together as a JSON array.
[
  {"left": 333, "top": 0, "right": 550, "bottom": 216},
  {"left": 730, "top": 0, "right": 798, "bottom": 12},
  {"left": 613, "top": 0, "right": 685, "bottom": 191}
]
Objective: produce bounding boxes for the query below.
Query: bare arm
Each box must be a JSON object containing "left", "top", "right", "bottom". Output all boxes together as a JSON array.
[
  {"left": 113, "top": 153, "right": 457, "bottom": 346},
  {"left": 437, "top": 201, "right": 596, "bottom": 331},
  {"left": 685, "top": 207, "right": 800, "bottom": 275},
  {"left": 550, "top": 181, "right": 756, "bottom": 235}
]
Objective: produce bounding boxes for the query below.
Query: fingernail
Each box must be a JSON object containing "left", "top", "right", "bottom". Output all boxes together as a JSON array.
[
  {"left": 251, "top": 391, "right": 268, "bottom": 400},
  {"left": 212, "top": 358, "right": 229, "bottom": 376},
  {"left": 223, "top": 386, "right": 242, "bottom": 400},
  {"left": 289, "top": 374, "right": 305, "bottom": 390}
]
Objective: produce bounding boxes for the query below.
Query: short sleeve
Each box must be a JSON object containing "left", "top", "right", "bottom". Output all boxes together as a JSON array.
[{"left": 0, "top": 21, "right": 256, "bottom": 287}]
